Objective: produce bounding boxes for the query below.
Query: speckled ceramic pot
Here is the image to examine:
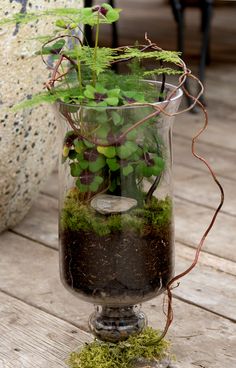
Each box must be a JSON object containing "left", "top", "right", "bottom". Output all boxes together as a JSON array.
[{"left": 0, "top": 0, "right": 81, "bottom": 232}]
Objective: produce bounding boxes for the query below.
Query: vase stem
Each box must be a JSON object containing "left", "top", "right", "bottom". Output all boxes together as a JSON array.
[{"left": 89, "top": 305, "right": 147, "bottom": 342}]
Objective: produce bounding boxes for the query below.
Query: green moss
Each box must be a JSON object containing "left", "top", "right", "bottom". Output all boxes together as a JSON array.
[
  {"left": 138, "top": 196, "right": 173, "bottom": 229},
  {"left": 61, "top": 189, "right": 172, "bottom": 236},
  {"left": 68, "top": 327, "right": 170, "bottom": 368}
]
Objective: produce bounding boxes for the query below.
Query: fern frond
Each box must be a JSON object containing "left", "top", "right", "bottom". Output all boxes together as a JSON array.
[
  {"left": 69, "top": 47, "right": 118, "bottom": 75},
  {"left": 157, "top": 50, "right": 182, "bottom": 64},
  {"left": 144, "top": 68, "right": 183, "bottom": 76},
  {"left": 12, "top": 93, "right": 57, "bottom": 111},
  {"left": 0, "top": 5, "right": 120, "bottom": 28},
  {"left": 0, "top": 8, "right": 82, "bottom": 27},
  {"left": 115, "top": 48, "right": 182, "bottom": 66},
  {"left": 12, "top": 86, "right": 83, "bottom": 110}
]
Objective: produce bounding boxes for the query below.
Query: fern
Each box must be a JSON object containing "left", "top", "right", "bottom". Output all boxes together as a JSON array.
[
  {"left": 157, "top": 50, "right": 182, "bottom": 64},
  {"left": 115, "top": 48, "right": 182, "bottom": 66},
  {"left": 144, "top": 68, "right": 183, "bottom": 76},
  {"left": 83, "top": 47, "right": 118, "bottom": 75},
  {"left": 0, "top": 8, "right": 80, "bottom": 26},
  {"left": 12, "top": 87, "right": 83, "bottom": 110},
  {"left": 12, "top": 92, "right": 57, "bottom": 111},
  {"left": 0, "top": 5, "right": 120, "bottom": 27}
]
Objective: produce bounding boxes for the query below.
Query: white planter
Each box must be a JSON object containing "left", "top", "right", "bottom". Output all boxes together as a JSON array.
[{"left": 0, "top": 0, "right": 82, "bottom": 232}]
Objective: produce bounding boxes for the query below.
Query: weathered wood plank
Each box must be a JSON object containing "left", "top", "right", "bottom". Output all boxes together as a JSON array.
[
  {"left": 176, "top": 243, "right": 236, "bottom": 277},
  {"left": 175, "top": 250, "right": 236, "bottom": 321},
  {"left": 174, "top": 164, "right": 235, "bottom": 216},
  {"left": 12, "top": 193, "right": 58, "bottom": 249},
  {"left": 0, "top": 291, "right": 90, "bottom": 368},
  {"left": 0, "top": 231, "right": 235, "bottom": 325},
  {"left": 146, "top": 297, "right": 236, "bottom": 368},
  {"left": 0, "top": 231, "right": 235, "bottom": 367},
  {"left": 174, "top": 197, "right": 236, "bottom": 262},
  {"left": 173, "top": 134, "right": 236, "bottom": 181},
  {"left": 173, "top": 112, "right": 236, "bottom": 151}
]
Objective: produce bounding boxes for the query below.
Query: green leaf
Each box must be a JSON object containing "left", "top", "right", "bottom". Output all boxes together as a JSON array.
[
  {"left": 89, "top": 156, "right": 106, "bottom": 172},
  {"left": 97, "top": 146, "right": 116, "bottom": 158},
  {"left": 136, "top": 157, "right": 165, "bottom": 177},
  {"left": 12, "top": 92, "right": 57, "bottom": 111},
  {"left": 89, "top": 182, "right": 100, "bottom": 192},
  {"left": 95, "top": 124, "right": 110, "bottom": 139},
  {"left": 55, "top": 19, "right": 67, "bottom": 28},
  {"left": 41, "top": 39, "right": 66, "bottom": 55},
  {"left": 106, "top": 158, "right": 120, "bottom": 171},
  {"left": 76, "top": 182, "right": 88, "bottom": 192},
  {"left": 126, "top": 129, "right": 137, "bottom": 141},
  {"left": 111, "top": 111, "right": 123, "bottom": 126},
  {"left": 152, "top": 157, "right": 165, "bottom": 175},
  {"left": 94, "top": 176, "right": 104, "bottom": 185},
  {"left": 91, "top": 182, "right": 102, "bottom": 192},
  {"left": 84, "top": 139, "right": 95, "bottom": 148},
  {"left": 96, "top": 111, "right": 108, "bottom": 123},
  {"left": 74, "top": 140, "right": 85, "bottom": 154},
  {"left": 144, "top": 68, "right": 182, "bottom": 77},
  {"left": 80, "top": 8, "right": 97, "bottom": 26},
  {"left": 109, "top": 179, "right": 117, "bottom": 192},
  {"left": 105, "top": 97, "right": 119, "bottom": 106},
  {"left": 136, "top": 162, "right": 153, "bottom": 177},
  {"left": 70, "top": 163, "right": 82, "bottom": 177},
  {"left": 109, "top": 88, "right": 120, "bottom": 97},
  {"left": 123, "top": 90, "right": 145, "bottom": 103},
  {"left": 79, "top": 160, "right": 89, "bottom": 170},
  {"left": 102, "top": 4, "right": 121, "bottom": 23},
  {"left": 122, "top": 165, "right": 134, "bottom": 176},
  {"left": 89, "top": 176, "right": 104, "bottom": 192},
  {"left": 84, "top": 85, "right": 95, "bottom": 99},
  {"left": 81, "top": 47, "right": 118, "bottom": 75},
  {"left": 62, "top": 146, "right": 70, "bottom": 158},
  {"left": 95, "top": 84, "right": 106, "bottom": 94},
  {"left": 116, "top": 141, "right": 138, "bottom": 159}
]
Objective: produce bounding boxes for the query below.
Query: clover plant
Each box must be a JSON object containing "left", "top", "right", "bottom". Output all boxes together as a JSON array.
[{"left": 1, "top": 3, "right": 183, "bottom": 203}]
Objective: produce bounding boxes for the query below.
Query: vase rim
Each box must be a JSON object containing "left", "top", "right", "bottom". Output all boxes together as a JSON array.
[{"left": 58, "top": 80, "right": 183, "bottom": 111}]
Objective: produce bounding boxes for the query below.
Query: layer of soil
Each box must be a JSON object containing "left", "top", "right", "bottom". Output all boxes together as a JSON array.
[{"left": 60, "top": 224, "right": 174, "bottom": 306}]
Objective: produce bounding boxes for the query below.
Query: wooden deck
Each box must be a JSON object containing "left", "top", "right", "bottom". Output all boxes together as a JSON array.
[{"left": 0, "top": 1, "right": 236, "bottom": 367}]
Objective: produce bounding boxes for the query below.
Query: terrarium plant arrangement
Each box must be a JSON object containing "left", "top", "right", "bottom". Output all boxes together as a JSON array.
[{"left": 2, "top": 3, "right": 224, "bottom": 367}]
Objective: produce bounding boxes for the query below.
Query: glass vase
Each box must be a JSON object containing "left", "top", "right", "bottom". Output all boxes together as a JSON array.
[{"left": 57, "top": 81, "right": 182, "bottom": 342}]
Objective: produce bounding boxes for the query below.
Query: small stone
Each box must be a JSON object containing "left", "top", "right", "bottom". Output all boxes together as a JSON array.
[{"left": 90, "top": 194, "right": 137, "bottom": 215}]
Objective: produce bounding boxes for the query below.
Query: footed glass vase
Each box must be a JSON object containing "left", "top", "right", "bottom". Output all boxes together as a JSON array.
[{"left": 58, "top": 81, "right": 182, "bottom": 342}]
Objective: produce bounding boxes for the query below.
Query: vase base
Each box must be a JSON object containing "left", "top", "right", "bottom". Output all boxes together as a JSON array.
[{"left": 89, "top": 305, "right": 147, "bottom": 342}]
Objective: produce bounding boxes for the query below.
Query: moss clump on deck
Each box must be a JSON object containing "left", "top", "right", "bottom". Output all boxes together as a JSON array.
[
  {"left": 68, "top": 327, "right": 170, "bottom": 368},
  {"left": 61, "top": 188, "right": 172, "bottom": 237}
]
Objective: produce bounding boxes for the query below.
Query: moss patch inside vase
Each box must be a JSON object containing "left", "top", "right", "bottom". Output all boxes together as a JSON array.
[{"left": 61, "top": 188, "right": 172, "bottom": 236}]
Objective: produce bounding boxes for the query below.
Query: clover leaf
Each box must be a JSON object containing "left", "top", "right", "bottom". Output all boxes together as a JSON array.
[
  {"left": 76, "top": 171, "right": 104, "bottom": 192},
  {"left": 106, "top": 158, "right": 120, "bottom": 171},
  {"left": 70, "top": 162, "right": 82, "bottom": 177},
  {"left": 97, "top": 145, "right": 116, "bottom": 158},
  {"left": 89, "top": 155, "right": 106, "bottom": 172},
  {"left": 136, "top": 157, "right": 165, "bottom": 177},
  {"left": 122, "top": 164, "right": 134, "bottom": 176},
  {"left": 116, "top": 141, "right": 138, "bottom": 159}
]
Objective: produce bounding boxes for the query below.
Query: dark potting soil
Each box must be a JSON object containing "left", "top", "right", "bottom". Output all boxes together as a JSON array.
[{"left": 60, "top": 225, "right": 174, "bottom": 305}]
